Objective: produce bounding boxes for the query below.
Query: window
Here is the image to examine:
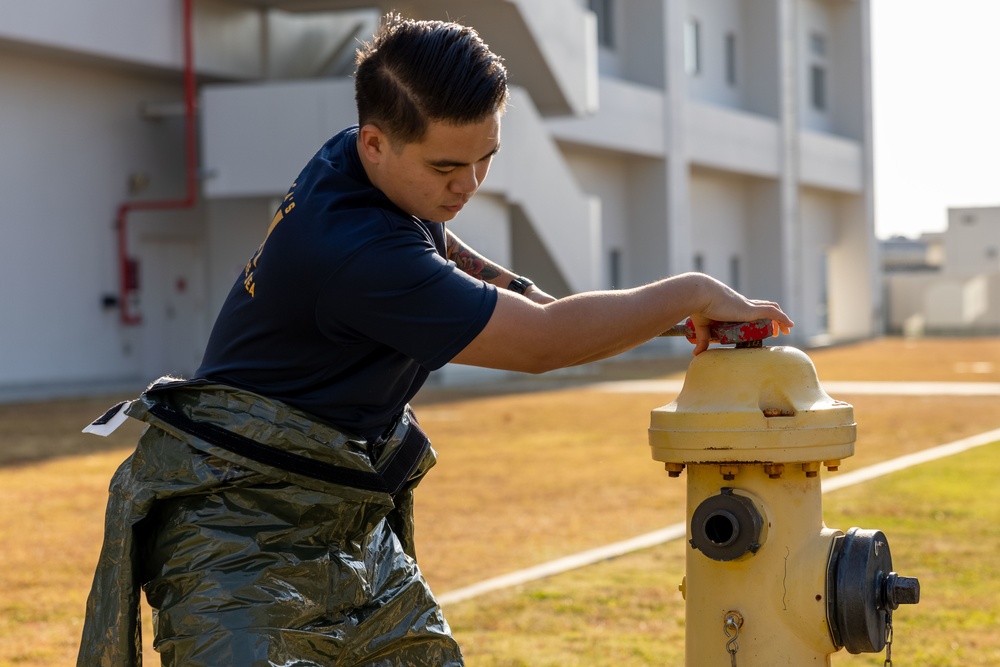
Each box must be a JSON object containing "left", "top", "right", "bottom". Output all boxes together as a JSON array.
[
  {"left": 725, "top": 32, "right": 737, "bottom": 86},
  {"left": 608, "top": 248, "right": 622, "bottom": 289},
  {"left": 809, "top": 32, "right": 826, "bottom": 57},
  {"left": 589, "top": 0, "right": 614, "bottom": 49},
  {"left": 684, "top": 19, "right": 701, "bottom": 75},
  {"left": 808, "top": 31, "right": 828, "bottom": 112},
  {"left": 810, "top": 64, "right": 826, "bottom": 110}
]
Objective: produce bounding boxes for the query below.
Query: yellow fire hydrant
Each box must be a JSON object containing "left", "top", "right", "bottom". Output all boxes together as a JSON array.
[{"left": 649, "top": 344, "right": 919, "bottom": 665}]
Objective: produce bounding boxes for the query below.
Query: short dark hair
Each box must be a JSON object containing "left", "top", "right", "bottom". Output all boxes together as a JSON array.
[{"left": 355, "top": 14, "right": 509, "bottom": 145}]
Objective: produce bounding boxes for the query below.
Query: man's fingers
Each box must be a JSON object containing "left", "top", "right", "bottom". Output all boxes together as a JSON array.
[{"left": 692, "top": 324, "right": 711, "bottom": 356}]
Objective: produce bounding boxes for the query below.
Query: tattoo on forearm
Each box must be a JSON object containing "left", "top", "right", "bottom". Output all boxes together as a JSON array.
[{"left": 448, "top": 236, "right": 503, "bottom": 282}]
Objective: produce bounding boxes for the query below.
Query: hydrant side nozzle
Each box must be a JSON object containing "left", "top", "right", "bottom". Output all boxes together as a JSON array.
[{"left": 689, "top": 488, "right": 766, "bottom": 562}]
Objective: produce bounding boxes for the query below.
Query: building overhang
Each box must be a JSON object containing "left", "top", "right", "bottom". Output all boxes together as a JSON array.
[{"left": 219, "top": 0, "right": 598, "bottom": 117}]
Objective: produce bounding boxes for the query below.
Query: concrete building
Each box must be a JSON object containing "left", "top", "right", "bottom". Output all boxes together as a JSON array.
[
  {"left": 0, "top": 0, "right": 877, "bottom": 401},
  {"left": 885, "top": 206, "right": 1000, "bottom": 336},
  {"left": 881, "top": 233, "right": 943, "bottom": 274}
]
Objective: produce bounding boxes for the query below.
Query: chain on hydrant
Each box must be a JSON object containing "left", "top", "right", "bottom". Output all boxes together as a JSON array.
[
  {"left": 723, "top": 611, "right": 742, "bottom": 667},
  {"left": 648, "top": 343, "right": 920, "bottom": 665},
  {"left": 883, "top": 611, "right": 893, "bottom": 666}
]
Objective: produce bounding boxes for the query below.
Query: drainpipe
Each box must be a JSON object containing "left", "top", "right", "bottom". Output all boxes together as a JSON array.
[{"left": 116, "top": 0, "right": 198, "bottom": 325}]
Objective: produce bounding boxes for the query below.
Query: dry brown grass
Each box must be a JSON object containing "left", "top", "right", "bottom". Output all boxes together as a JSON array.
[
  {"left": 808, "top": 335, "right": 1000, "bottom": 382},
  {"left": 2, "top": 336, "right": 999, "bottom": 666}
]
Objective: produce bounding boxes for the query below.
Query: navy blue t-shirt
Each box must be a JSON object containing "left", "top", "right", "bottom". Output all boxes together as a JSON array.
[{"left": 196, "top": 126, "right": 498, "bottom": 440}]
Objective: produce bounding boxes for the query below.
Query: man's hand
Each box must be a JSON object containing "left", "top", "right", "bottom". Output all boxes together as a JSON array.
[{"left": 686, "top": 275, "right": 793, "bottom": 355}]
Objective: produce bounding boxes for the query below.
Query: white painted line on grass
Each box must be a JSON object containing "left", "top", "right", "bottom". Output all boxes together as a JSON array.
[
  {"left": 821, "top": 427, "right": 1000, "bottom": 493},
  {"left": 437, "top": 427, "right": 1000, "bottom": 607},
  {"left": 437, "top": 523, "right": 688, "bottom": 606}
]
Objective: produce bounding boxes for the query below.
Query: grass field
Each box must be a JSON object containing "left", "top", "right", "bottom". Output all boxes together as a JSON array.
[{"left": 1, "top": 336, "right": 999, "bottom": 665}]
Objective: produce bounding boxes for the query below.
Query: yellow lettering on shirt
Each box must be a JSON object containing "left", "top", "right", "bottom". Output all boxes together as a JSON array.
[{"left": 243, "top": 184, "right": 296, "bottom": 297}]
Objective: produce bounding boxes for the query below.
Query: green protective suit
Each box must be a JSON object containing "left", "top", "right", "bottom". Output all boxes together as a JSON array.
[{"left": 78, "top": 378, "right": 463, "bottom": 667}]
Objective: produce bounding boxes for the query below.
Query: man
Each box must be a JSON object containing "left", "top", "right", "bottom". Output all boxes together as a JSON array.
[{"left": 79, "top": 14, "right": 792, "bottom": 667}]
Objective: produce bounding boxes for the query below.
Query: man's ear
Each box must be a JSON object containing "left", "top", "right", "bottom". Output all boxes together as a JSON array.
[{"left": 358, "top": 124, "right": 387, "bottom": 165}]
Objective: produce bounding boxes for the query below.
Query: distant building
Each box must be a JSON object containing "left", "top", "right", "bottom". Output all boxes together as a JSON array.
[
  {"left": 881, "top": 234, "right": 943, "bottom": 273},
  {"left": 0, "top": 0, "right": 877, "bottom": 401},
  {"left": 884, "top": 207, "right": 1000, "bottom": 335}
]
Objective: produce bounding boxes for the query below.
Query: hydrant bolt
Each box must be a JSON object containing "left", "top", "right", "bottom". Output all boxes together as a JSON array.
[{"left": 764, "top": 463, "right": 785, "bottom": 479}]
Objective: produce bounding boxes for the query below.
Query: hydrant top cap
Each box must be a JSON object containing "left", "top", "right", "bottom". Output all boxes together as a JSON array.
[{"left": 649, "top": 346, "right": 856, "bottom": 463}]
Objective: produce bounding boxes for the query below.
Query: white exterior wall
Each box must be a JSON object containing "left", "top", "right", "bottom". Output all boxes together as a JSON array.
[
  {"left": 888, "top": 273, "right": 1000, "bottom": 336},
  {"left": 885, "top": 273, "right": 937, "bottom": 335},
  {"left": 685, "top": 0, "right": 743, "bottom": 110},
  {"left": 558, "top": 147, "right": 631, "bottom": 289},
  {"left": 798, "top": 187, "right": 838, "bottom": 339},
  {"left": 744, "top": 179, "right": 786, "bottom": 298},
  {"left": 887, "top": 207, "right": 1000, "bottom": 335},
  {"left": 447, "top": 195, "right": 512, "bottom": 272},
  {"left": 204, "top": 198, "right": 276, "bottom": 319},
  {"left": 201, "top": 79, "right": 356, "bottom": 198},
  {"left": 944, "top": 207, "right": 1000, "bottom": 276},
  {"left": 0, "top": 47, "right": 200, "bottom": 398},
  {"left": 0, "top": 0, "right": 877, "bottom": 400},
  {"left": 828, "top": 193, "right": 877, "bottom": 340},
  {"left": 689, "top": 169, "right": 751, "bottom": 290},
  {"left": 925, "top": 276, "right": 994, "bottom": 331}
]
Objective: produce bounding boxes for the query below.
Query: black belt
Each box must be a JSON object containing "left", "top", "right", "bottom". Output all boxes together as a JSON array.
[{"left": 148, "top": 403, "right": 428, "bottom": 495}]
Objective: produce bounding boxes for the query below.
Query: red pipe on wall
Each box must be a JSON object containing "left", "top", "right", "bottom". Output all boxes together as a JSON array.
[{"left": 116, "top": 0, "right": 198, "bottom": 325}]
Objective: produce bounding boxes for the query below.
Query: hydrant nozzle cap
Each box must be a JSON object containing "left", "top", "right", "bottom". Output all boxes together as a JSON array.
[{"left": 649, "top": 346, "right": 856, "bottom": 464}]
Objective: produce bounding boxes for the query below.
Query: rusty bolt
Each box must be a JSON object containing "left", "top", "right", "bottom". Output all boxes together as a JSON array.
[
  {"left": 802, "top": 462, "right": 820, "bottom": 478},
  {"left": 824, "top": 459, "right": 841, "bottom": 472},
  {"left": 764, "top": 463, "right": 785, "bottom": 479},
  {"left": 665, "top": 462, "right": 686, "bottom": 478},
  {"left": 720, "top": 464, "right": 739, "bottom": 481}
]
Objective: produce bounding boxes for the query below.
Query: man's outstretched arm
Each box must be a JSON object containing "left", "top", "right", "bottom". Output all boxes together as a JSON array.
[{"left": 451, "top": 271, "right": 794, "bottom": 372}]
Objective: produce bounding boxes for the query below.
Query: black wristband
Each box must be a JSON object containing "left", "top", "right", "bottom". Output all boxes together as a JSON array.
[{"left": 508, "top": 276, "right": 534, "bottom": 294}]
